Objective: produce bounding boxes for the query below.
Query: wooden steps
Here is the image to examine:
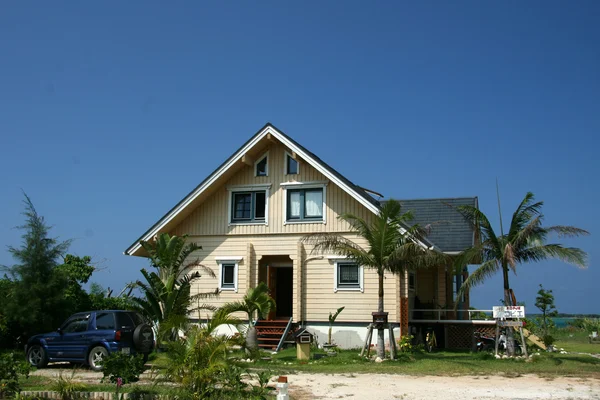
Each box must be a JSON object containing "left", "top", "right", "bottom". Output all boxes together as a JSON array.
[{"left": 255, "top": 319, "right": 296, "bottom": 350}]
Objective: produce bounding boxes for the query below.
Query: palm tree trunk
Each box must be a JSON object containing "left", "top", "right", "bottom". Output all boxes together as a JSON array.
[
  {"left": 246, "top": 311, "right": 258, "bottom": 351},
  {"left": 377, "top": 271, "right": 385, "bottom": 359},
  {"left": 246, "top": 325, "right": 258, "bottom": 351},
  {"left": 502, "top": 264, "right": 515, "bottom": 356}
]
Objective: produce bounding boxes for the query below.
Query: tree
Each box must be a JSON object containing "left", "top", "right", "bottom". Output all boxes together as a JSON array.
[
  {"left": 535, "top": 284, "right": 558, "bottom": 345},
  {"left": 304, "top": 199, "right": 447, "bottom": 359},
  {"left": 455, "top": 192, "right": 588, "bottom": 355},
  {"left": 131, "top": 233, "right": 218, "bottom": 343},
  {"left": 88, "top": 283, "right": 136, "bottom": 311},
  {"left": 3, "top": 194, "right": 72, "bottom": 339},
  {"left": 221, "top": 282, "right": 275, "bottom": 351},
  {"left": 56, "top": 254, "right": 96, "bottom": 313}
]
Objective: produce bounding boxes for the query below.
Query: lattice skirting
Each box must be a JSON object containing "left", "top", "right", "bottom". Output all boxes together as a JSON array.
[{"left": 400, "top": 297, "right": 409, "bottom": 336}]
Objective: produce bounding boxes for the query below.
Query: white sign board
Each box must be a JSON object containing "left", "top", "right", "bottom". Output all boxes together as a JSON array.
[{"left": 493, "top": 306, "right": 525, "bottom": 319}]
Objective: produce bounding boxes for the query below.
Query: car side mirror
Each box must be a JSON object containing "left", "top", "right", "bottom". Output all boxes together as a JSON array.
[{"left": 57, "top": 328, "right": 63, "bottom": 335}]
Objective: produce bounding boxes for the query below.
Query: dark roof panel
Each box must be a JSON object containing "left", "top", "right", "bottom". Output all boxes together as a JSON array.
[{"left": 384, "top": 197, "right": 478, "bottom": 253}]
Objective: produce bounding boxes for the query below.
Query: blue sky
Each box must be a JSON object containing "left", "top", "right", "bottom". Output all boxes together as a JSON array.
[{"left": 1, "top": 1, "right": 598, "bottom": 314}]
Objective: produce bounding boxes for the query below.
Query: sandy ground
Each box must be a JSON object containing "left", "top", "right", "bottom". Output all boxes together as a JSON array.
[
  {"left": 285, "top": 373, "right": 600, "bottom": 400},
  {"left": 32, "top": 366, "right": 600, "bottom": 399}
]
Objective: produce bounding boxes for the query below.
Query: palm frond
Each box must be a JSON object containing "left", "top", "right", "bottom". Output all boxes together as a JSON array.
[
  {"left": 455, "top": 259, "right": 500, "bottom": 308},
  {"left": 545, "top": 225, "right": 590, "bottom": 238},
  {"left": 517, "top": 244, "right": 588, "bottom": 268}
]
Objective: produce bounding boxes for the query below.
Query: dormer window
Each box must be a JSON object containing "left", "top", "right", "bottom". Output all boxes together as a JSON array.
[
  {"left": 285, "top": 152, "right": 299, "bottom": 175},
  {"left": 255, "top": 154, "right": 268, "bottom": 177}
]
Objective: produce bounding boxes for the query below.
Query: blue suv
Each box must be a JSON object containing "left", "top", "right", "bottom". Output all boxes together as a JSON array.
[{"left": 25, "top": 310, "right": 154, "bottom": 371}]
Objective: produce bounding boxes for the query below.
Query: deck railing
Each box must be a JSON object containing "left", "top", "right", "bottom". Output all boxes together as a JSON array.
[{"left": 410, "top": 309, "right": 494, "bottom": 322}]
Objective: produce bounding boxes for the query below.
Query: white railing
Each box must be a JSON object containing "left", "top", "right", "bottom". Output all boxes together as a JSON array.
[{"left": 410, "top": 309, "right": 494, "bottom": 321}]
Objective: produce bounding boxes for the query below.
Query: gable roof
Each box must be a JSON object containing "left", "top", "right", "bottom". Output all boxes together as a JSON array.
[
  {"left": 124, "top": 123, "right": 387, "bottom": 256},
  {"left": 391, "top": 197, "right": 479, "bottom": 253}
]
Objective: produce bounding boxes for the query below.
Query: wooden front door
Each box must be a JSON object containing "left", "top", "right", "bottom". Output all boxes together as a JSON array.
[{"left": 267, "top": 266, "right": 277, "bottom": 320}]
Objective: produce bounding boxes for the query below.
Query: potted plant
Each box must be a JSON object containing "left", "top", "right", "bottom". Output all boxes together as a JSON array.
[{"left": 323, "top": 306, "right": 345, "bottom": 352}]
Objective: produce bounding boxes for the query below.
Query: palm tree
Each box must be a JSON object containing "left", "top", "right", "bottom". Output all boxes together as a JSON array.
[
  {"left": 220, "top": 282, "right": 275, "bottom": 351},
  {"left": 304, "top": 199, "right": 447, "bottom": 359},
  {"left": 131, "top": 233, "right": 218, "bottom": 342},
  {"left": 455, "top": 192, "right": 589, "bottom": 354}
]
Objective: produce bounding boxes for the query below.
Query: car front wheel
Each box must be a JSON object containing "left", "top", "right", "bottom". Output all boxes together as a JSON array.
[
  {"left": 27, "top": 345, "right": 48, "bottom": 368},
  {"left": 88, "top": 346, "right": 108, "bottom": 371}
]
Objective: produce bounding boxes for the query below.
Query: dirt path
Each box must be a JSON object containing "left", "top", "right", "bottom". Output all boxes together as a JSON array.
[
  {"left": 285, "top": 373, "right": 600, "bottom": 400},
  {"left": 31, "top": 367, "right": 600, "bottom": 399}
]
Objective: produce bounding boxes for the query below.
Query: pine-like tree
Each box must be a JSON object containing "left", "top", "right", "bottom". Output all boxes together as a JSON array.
[{"left": 4, "top": 194, "right": 72, "bottom": 338}]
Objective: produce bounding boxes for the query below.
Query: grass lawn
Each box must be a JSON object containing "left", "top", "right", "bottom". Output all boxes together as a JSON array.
[
  {"left": 553, "top": 330, "right": 600, "bottom": 354},
  {"left": 246, "top": 347, "right": 600, "bottom": 378}
]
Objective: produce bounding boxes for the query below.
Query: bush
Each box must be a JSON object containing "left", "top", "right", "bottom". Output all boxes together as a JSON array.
[
  {"left": 569, "top": 318, "right": 600, "bottom": 332},
  {"left": 101, "top": 352, "right": 146, "bottom": 385},
  {"left": 50, "top": 372, "right": 88, "bottom": 400},
  {"left": 0, "top": 352, "right": 31, "bottom": 397},
  {"left": 542, "top": 334, "right": 556, "bottom": 347}
]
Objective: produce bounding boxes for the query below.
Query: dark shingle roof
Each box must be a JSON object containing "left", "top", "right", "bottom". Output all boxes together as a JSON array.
[{"left": 384, "top": 197, "right": 478, "bottom": 253}]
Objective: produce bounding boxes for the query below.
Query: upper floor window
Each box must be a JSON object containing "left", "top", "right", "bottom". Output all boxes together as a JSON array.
[
  {"left": 255, "top": 154, "right": 268, "bottom": 177},
  {"left": 285, "top": 152, "right": 299, "bottom": 175},
  {"left": 232, "top": 191, "right": 266, "bottom": 223},
  {"left": 281, "top": 182, "right": 327, "bottom": 224},
  {"left": 228, "top": 184, "right": 271, "bottom": 225},
  {"left": 287, "top": 188, "right": 323, "bottom": 221}
]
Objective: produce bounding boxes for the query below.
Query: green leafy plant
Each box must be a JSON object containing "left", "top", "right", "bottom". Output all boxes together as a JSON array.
[
  {"left": 0, "top": 352, "right": 31, "bottom": 397},
  {"left": 50, "top": 371, "right": 88, "bottom": 400},
  {"left": 161, "top": 309, "right": 240, "bottom": 398},
  {"left": 131, "top": 233, "right": 219, "bottom": 344},
  {"left": 535, "top": 284, "right": 558, "bottom": 343},
  {"left": 397, "top": 335, "right": 415, "bottom": 353},
  {"left": 101, "top": 352, "right": 146, "bottom": 385},
  {"left": 221, "top": 282, "right": 276, "bottom": 352},
  {"left": 255, "top": 369, "right": 274, "bottom": 390},
  {"left": 327, "top": 306, "right": 345, "bottom": 345},
  {"left": 221, "top": 365, "right": 248, "bottom": 395}
]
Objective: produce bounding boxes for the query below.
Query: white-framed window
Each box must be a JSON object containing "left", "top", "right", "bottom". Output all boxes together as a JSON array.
[
  {"left": 227, "top": 184, "right": 270, "bottom": 226},
  {"left": 284, "top": 151, "right": 299, "bottom": 175},
  {"left": 408, "top": 271, "right": 416, "bottom": 291},
  {"left": 255, "top": 153, "right": 268, "bottom": 177},
  {"left": 332, "top": 259, "right": 363, "bottom": 292},
  {"left": 216, "top": 257, "right": 241, "bottom": 292},
  {"left": 281, "top": 181, "right": 327, "bottom": 224}
]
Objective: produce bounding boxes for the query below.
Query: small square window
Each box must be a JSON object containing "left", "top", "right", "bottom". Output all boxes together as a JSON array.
[
  {"left": 220, "top": 263, "right": 237, "bottom": 291},
  {"left": 286, "top": 153, "right": 298, "bottom": 175},
  {"left": 256, "top": 155, "right": 267, "bottom": 177},
  {"left": 334, "top": 261, "right": 363, "bottom": 292}
]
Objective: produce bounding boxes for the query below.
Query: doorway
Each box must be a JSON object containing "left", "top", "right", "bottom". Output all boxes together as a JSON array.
[{"left": 267, "top": 265, "right": 293, "bottom": 319}]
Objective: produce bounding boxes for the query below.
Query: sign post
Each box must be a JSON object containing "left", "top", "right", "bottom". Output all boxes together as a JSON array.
[{"left": 492, "top": 306, "right": 528, "bottom": 358}]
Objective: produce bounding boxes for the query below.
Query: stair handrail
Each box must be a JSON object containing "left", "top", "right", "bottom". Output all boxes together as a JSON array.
[{"left": 276, "top": 317, "right": 294, "bottom": 352}]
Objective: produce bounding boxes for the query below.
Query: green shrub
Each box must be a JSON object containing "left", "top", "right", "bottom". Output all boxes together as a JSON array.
[
  {"left": 101, "top": 352, "right": 146, "bottom": 385},
  {"left": 50, "top": 371, "right": 89, "bottom": 400},
  {"left": 541, "top": 334, "right": 556, "bottom": 347},
  {"left": 0, "top": 352, "right": 31, "bottom": 397},
  {"left": 570, "top": 318, "right": 600, "bottom": 332},
  {"left": 398, "top": 335, "right": 416, "bottom": 353}
]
